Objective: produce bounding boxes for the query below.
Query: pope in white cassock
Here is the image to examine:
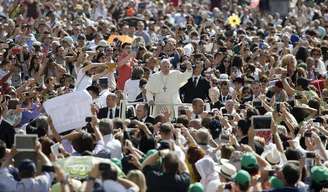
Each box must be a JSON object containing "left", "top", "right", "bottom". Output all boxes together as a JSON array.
[{"left": 145, "top": 59, "right": 193, "bottom": 116}]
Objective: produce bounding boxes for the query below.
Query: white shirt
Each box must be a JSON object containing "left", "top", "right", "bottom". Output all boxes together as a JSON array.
[
  {"left": 103, "top": 180, "right": 138, "bottom": 192},
  {"left": 75, "top": 69, "right": 92, "bottom": 91},
  {"left": 95, "top": 89, "right": 111, "bottom": 108},
  {"left": 123, "top": 79, "right": 141, "bottom": 102},
  {"left": 103, "top": 134, "right": 123, "bottom": 160}
]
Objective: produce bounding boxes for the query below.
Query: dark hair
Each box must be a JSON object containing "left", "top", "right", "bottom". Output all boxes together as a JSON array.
[
  {"left": 113, "top": 118, "right": 125, "bottom": 130},
  {"left": 131, "top": 67, "right": 144, "bottom": 80},
  {"left": 139, "top": 78, "right": 148, "bottom": 88},
  {"left": 71, "top": 131, "right": 95, "bottom": 154},
  {"left": 238, "top": 119, "right": 251, "bottom": 136},
  {"left": 242, "top": 165, "right": 259, "bottom": 176},
  {"left": 86, "top": 86, "right": 100, "bottom": 96},
  {"left": 232, "top": 55, "right": 243, "bottom": 68},
  {"left": 162, "top": 152, "right": 179, "bottom": 174},
  {"left": 282, "top": 162, "right": 300, "bottom": 186},
  {"left": 101, "top": 163, "right": 118, "bottom": 181},
  {"left": 99, "top": 119, "right": 113, "bottom": 136},
  {"left": 39, "top": 137, "right": 55, "bottom": 156},
  {"left": 0, "top": 139, "right": 6, "bottom": 160},
  {"left": 295, "top": 46, "right": 309, "bottom": 63},
  {"left": 160, "top": 123, "right": 173, "bottom": 134},
  {"left": 285, "top": 148, "right": 303, "bottom": 161},
  {"left": 308, "top": 99, "right": 320, "bottom": 114},
  {"left": 238, "top": 181, "right": 251, "bottom": 192},
  {"left": 176, "top": 115, "right": 189, "bottom": 127}
]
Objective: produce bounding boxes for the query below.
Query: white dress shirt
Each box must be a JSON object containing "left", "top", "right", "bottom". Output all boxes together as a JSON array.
[{"left": 103, "top": 134, "right": 123, "bottom": 159}]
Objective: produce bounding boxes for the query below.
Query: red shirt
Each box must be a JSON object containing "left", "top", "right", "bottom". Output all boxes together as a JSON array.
[{"left": 116, "top": 53, "right": 132, "bottom": 90}]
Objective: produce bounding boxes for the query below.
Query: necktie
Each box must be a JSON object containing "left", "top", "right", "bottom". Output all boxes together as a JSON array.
[
  {"left": 109, "top": 109, "right": 113, "bottom": 119},
  {"left": 193, "top": 77, "right": 198, "bottom": 87}
]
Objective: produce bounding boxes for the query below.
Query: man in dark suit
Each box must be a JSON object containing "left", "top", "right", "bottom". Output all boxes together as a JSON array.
[
  {"left": 97, "top": 93, "right": 120, "bottom": 119},
  {"left": 0, "top": 119, "right": 15, "bottom": 148},
  {"left": 180, "top": 63, "right": 210, "bottom": 103},
  {"left": 131, "top": 103, "right": 155, "bottom": 124}
]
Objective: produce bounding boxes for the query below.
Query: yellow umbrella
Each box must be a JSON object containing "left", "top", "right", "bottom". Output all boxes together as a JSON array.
[{"left": 108, "top": 35, "right": 134, "bottom": 44}]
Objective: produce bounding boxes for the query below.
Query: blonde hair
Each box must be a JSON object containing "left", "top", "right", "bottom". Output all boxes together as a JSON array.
[
  {"left": 281, "top": 54, "right": 297, "bottom": 68},
  {"left": 127, "top": 170, "right": 147, "bottom": 192}
]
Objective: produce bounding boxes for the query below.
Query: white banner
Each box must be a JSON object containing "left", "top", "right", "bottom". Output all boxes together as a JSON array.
[{"left": 44, "top": 91, "right": 92, "bottom": 133}]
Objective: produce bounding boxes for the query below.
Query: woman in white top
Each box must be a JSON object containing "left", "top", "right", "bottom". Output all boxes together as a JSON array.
[
  {"left": 74, "top": 61, "right": 109, "bottom": 92},
  {"left": 123, "top": 67, "right": 144, "bottom": 102}
]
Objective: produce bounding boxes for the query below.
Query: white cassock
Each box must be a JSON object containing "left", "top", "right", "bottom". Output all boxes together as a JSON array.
[{"left": 145, "top": 69, "right": 192, "bottom": 116}]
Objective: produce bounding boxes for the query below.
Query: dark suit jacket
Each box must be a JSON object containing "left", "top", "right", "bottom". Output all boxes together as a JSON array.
[
  {"left": 180, "top": 76, "right": 211, "bottom": 103},
  {"left": 97, "top": 107, "right": 120, "bottom": 119},
  {"left": 131, "top": 116, "right": 156, "bottom": 125},
  {"left": 0, "top": 120, "right": 15, "bottom": 148}
]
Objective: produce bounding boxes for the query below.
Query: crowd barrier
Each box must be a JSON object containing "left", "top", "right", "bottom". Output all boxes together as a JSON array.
[{"left": 119, "top": 100, "right": 211, "bottom": 120}]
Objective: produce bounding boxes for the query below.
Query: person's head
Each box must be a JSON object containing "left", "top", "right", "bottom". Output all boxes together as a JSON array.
[
  {"left": 251, "top": 81, "right": 261, "bottom": 96},
  {"left": 136, "top": 103, "right": 149, "bottom": 119},
  {"left": 188, "top": 182, "right": 204, "bottom": 192},
  {"left": 106, "top": 93, "right": 117, "bottom": 108},
  {"left": 193, "top": 63, "right": 203, "bottom": 76},
  {"left": 196, "top": 128, "right": 210, "bottom": 145},
  {"left": 280, "top": 162, "right": 300, "bottom": 187},
  {"left": 86, "top": 86, "right": 99, "bottom": 100},
  {"left": 100, "top": 163, "right": 118, "bottom": 181},
  {"left": 233, "top": 170, "right": 251, "bottom": 192},
  {"left": 127, "top": 170, "right": 147, "bottom": 192},
  {"left": 237, "top": 119, "right": 250, "bottom": 138},
  {"left": 99, "top": 77, "right": 109, "bottom": 90},
  {"left": 240, "top": 152, "right": 259, "bottom": 176},
  {"left": 71, "top": 131, "right": 95, "bottom": 154},
  {"left": 311, "top": 47, "right": 322, "bottom": 60},
  {"left": 137, "top": 21, "right": 145, "bottom": 31},
  {"left": 131, "top": 67, "right": 144, "bottom": 80},
  {"left": 225, "top": 100, "right": 234, "bottom": 113},
  {"left": 159, "top": 123, "right": 173, "bottom": 140},
  {"left": 310, "top": 166, "right": 328, "bottom": 191},
  {"left": 192, "top": 98, "right": 205, "bottom": 114},
  {"left": 281, "top": 54, "right": 297, "bottom": 74},
  {"left": 162, "top": 152, "right": 180, "bottom": 174},
  {"left": 18, "top": 159, "right": 37, "bottom": 178},
  {"left": 189, "top": 119, "right": 202, "bottom": 129},
  {"left": 98, "top": 119, "right": 113, "bottom": 136},
  {"left": 122, "top": 43, "right": 132, "bottom": 54},
  {"left": 160, "top": 59, "right": 171, "bottom": 75},
  {"left": 0, "top": 139, "right": 6, "bottom": 164}
]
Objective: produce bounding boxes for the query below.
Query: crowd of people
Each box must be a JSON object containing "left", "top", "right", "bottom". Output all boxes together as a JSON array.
[{"left": 0, "top": 0, "right": 328, "bottom": 191}]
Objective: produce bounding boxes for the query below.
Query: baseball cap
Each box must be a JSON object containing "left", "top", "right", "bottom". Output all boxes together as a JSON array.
[
  {"left": 311, "top": 166, "right": 328, "bottom": 185},
  {"left": 188, "top": 182, "right": 204, "bottom": 192},
  {"left": 269, "top": 176, "right": 284, "bottom": 189},
  {"left": 233, "top": 170, "right": 251, "bottom": 185},
  {"left": 241, "top": 153, "right": 257, "bottom": 169}
]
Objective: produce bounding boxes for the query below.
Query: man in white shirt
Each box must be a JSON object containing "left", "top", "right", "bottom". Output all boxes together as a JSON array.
[
  {"left": 145, "top": 59, "right": 192, "bottom": 116},
  {"left": 96, "top": 77, "right": 111, "bottom": 108},
  {"left": 191, "top": 98, "right": 205, "bottom": 119},
  {"left": 98, "top": 119, "right": 123, "bottom": 160}
]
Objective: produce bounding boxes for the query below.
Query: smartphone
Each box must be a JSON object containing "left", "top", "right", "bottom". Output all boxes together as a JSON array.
[
  {"left": 99, "top": 163, "right": 111, "bottom": 171},
  {"left": 252, "top": 115, "right": 272, "bottom": 130},
  {"left": 305, "top": 152, "right": 315, "bottom": 170},
  {"left": 15, "top": 134, "right": 37, "bottom": 152},
  {"left": 50, "top": 143, "right": 62, "bottom": 157},
  {"left": 275, "top": 103, "right": 281, "bottom": 112}
]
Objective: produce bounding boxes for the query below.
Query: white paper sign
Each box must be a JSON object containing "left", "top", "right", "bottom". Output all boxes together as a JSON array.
[{"left": 43, "top": 90, "right": 92, "bottom": 133}]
